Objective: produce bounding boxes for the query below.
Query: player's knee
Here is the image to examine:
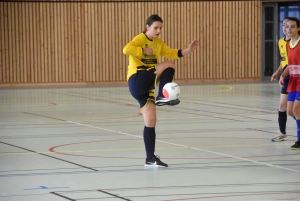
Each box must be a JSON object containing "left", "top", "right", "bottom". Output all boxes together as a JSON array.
[
  {"left": 287, "top": 110, "right": 294, "bottom": 117},
  {"left": 164, "top": 61, "right": 176, "bottom": 69},
  {"left": 163, "top": 67, "right": 175, "bottom": 76},
  {"left": 292, "top": 108, "right": 300, "bottom": 119},
  {"left": 278, "top": 103, "right": 287, "bottom": 111},
  {"left": 145, "top": 117, "right": 156, "bottom": 127},
  {"left": 168, "top": 61, "right": 175, "bottom": 69}
]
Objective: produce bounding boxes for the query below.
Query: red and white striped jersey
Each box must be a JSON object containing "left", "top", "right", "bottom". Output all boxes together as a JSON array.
[{"left": 287, "top": 37, "right": 300, "bottom": 92}]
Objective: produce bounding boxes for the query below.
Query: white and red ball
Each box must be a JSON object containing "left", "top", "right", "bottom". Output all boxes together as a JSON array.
[{"left": 163, "top": 82, "right": 180, "bottom": 100}]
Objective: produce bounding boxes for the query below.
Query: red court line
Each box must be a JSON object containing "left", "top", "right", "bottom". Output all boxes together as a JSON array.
[{"left": 49, "top": 139, "right": 300, "bottom": 159}]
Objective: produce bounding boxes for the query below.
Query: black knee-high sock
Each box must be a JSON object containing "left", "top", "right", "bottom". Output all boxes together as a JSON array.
[
  {"left": 158, "top": 67, "right": 175, "bottom": 97},
  {"left": 278, "top": 111, "right": 287, "bottom": 134},
  {"left": 143, "top": 126, "right": 156, "bottom": 160}
]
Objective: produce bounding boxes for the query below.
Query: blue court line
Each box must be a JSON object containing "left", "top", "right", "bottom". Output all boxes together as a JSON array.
[{"left": 24, "top": 186, "right": 69, "bottom": 190}]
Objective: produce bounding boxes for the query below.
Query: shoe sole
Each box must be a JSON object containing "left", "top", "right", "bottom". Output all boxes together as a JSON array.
[
  {"left": 155, "top": 100, "right": 180, "bottom": 106},
  {"left": 144, "top": 164, "right": 168, "bottom": 167},
  {"left": 291, "top": 147, "right": 300, "bottom": 150},
  {"left": 271, "top": 138, "right": 287, "bottom": 142}
]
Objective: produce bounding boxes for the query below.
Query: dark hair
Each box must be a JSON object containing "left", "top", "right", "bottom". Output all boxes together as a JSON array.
[
  {"left": 143, "top": 14, "right": 163, "bottom": 33},
  {"left": 284, "top": 16, "right": 292, "bottom": 21},
  {"left": 286, "top": 17, "right": 300, "bottom": 34}
]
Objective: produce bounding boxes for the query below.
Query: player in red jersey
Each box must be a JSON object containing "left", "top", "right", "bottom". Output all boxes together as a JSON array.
[{"left": 279, "top": 17, "right": 300, "bottom": 150}]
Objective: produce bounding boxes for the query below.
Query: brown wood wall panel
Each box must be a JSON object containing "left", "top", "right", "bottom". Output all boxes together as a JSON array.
[{"left": 0, "top": 1, "right": 264, "bottom": 85}]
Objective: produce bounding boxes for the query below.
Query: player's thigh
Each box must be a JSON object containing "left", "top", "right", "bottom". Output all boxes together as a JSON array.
[
  {"left": 293, "top": 92, "right": 300, "bottom": 119},
  {"left": 141, "top": 101, "right": 157, "bottom": 127},
  {"left": 154, "top": 61, "right": 175, "bottom": 78},
  {"left": 128, "top": 69, "right": 157, "bottom": 95},
  {"left": 287, "top": 92, "right": 296, "bottom": 117}
]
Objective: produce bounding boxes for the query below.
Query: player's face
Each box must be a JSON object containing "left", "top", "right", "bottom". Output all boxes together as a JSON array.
[
  {"left": 282, "top": 19, "right": 288, "bottom": 35},
  {"left": 146, "top": 21, "right": 163, "bottom": 39},
  {"left": 286, "top": 20, "right": 300, "bottom": 38}
]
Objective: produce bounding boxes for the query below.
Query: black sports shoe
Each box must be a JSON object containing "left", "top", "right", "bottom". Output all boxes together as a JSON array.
[
  {"left": 145, "top": 155, "right": 168, "bottom": 167},
  {"left": 291, "top": 141, "right": 300, "bottom": 150},
  {"left": 155, "top": 96, "right": 180, "bottom": 106}
]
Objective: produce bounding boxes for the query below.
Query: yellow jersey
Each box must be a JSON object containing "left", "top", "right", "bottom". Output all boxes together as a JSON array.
[
  {"left": 123, "top": 33, "right": 181, "bottom": 81},
  {"left": 278, "top": 37, "right": 289, "bottom": 68}
]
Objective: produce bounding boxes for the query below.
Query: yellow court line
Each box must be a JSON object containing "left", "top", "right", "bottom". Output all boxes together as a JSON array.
[
  {"left": 191, "top": 143, "right": 289, "bottom": 148},
  {"left": 213, "top": 85, "right": 234, "bottom": 93},
  {"left": 198, "top": 85, "right": 234, "bottom": 94}
]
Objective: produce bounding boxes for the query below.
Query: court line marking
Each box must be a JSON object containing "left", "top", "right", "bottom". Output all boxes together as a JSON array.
[
  {"left": 66, "top": 120, "right": 300, "bottom": 173},
  {"left": 183, "top": 99, "right": 274, "bottom": 113},
  {"left": 0, "top": 143, "right": 292, "bottom": 156},
  {"left": 0, "top": 141, "right": 98, "bottom": 172},
  {"left": 98, "top": 189, "right": 131, "bottom": 201}
]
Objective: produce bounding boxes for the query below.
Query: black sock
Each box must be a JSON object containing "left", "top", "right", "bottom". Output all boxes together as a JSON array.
[
  {"left": 278, "top": 111, "right": 287, "bottom": 134},
  {"left": 143, "top": 126, "right": 156, "bottom": 160},
  {"left": 158, "top": 67, "right": 175, "bottom": 97}
]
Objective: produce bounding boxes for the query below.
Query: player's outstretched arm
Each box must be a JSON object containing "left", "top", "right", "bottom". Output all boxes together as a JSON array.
[{"left": 181, "top": 40, "right": 199, "bottom": 56}]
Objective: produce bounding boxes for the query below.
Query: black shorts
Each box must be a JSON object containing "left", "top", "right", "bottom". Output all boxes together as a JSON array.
[
  {"left": 128, "top": 68, "right": 158, "bottom": 109},
  {"left": 281, "top": 75, "right": 290, "bottom": 95}
]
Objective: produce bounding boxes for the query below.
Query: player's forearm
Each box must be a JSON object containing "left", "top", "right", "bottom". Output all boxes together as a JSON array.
[
  {"left": 280, "top": 66, "right": 289, "bottom": 79},
  {"left": 275, "top": 63, "right": 283, "bottom": 74},
  {"left": 181, "top": 48, "right": 191, "bottom": 56}
]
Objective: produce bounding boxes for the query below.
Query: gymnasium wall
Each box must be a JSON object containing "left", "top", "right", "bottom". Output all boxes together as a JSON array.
[{"left": 0, "top": 0, "right": 262, "bottom": 86}]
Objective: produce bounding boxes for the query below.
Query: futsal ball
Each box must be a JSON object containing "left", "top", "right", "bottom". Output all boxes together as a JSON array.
[{"left": 163, "top": 82, "right": 180, "bottom": 100}]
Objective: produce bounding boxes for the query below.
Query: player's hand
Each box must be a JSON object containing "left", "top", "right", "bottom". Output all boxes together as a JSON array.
[
  {"left": 188, "top": 40, "right": 199, "bottom": 52},
  {"left": 279, "top": 76, "right": 284, "bottom": 87},
  {"left": 143, "top": 48, "right": 153, "bottom": 55},
  {"left": 271, "top": 71, "right": 278, "bottom": 81}
]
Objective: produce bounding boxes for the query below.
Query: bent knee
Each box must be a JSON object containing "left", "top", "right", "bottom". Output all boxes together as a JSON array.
[
  {"left": 161, "top": 61, "right": 175, "bottom": 69},
  {"left": 167, "top": 61, "right": 175, "bottom": 69}
]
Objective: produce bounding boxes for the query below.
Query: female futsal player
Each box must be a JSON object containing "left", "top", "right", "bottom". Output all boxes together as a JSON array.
[
  {"left": 279, "top": 17, "right": 300, "bottom": 150},
  {"left": 271, "top": 17, "right": 291, "bottom": 142},
  {"left": 123, "top": 14, "right": 199, "bottom": 166}
]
